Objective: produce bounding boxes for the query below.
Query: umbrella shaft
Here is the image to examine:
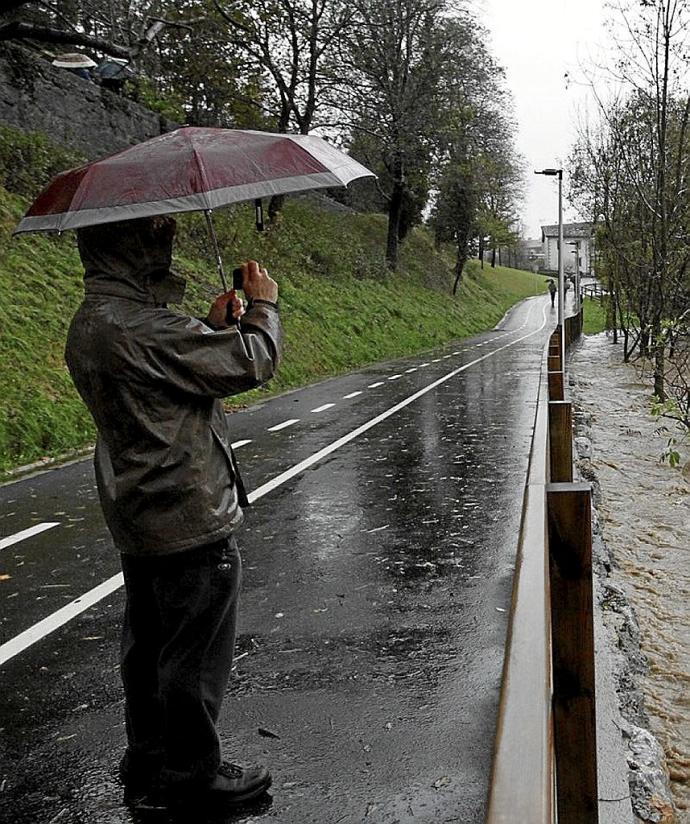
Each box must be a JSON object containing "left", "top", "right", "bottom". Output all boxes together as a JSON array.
[{"left": 204, "top": 210, "right": 228, "bottom": 292}]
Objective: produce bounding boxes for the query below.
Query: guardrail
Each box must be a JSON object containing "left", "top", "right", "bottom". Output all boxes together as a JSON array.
[
  {"left": 582, "top": 283, "right": 608, "bottom": 302},
  {"left": 486, "top": 305, "right": 599, "bottom": 824}
]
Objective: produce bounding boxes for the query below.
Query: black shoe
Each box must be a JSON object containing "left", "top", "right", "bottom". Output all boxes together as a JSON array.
[
  {"left": 205, "top": 761, "right": 272, "bottom": 804},
  {"left": 147, "top": 762, "right": 272, "bottom": 810}
]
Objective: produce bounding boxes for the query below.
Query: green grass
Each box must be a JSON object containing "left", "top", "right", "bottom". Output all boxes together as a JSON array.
[
  {"left": 0, "top": 187, "right": 547, "bottom": 474},
  {"left": 582, "top": 296, "right": 608, "bottom": 335}
]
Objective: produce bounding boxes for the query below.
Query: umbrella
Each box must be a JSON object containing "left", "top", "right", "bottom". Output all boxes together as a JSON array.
[
  {"left": 51, "top": 53, "right": 97, "bottom": 69},
  {"left": 14, "top": 127, "right": 375, "bottom": 290}
]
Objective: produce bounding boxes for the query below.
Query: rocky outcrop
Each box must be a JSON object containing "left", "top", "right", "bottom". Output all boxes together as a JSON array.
[{"left": 0, "top": 42, "right": 178, "bottom": 159}]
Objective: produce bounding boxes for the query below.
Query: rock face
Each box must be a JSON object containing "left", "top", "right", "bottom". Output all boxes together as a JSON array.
[{"left": 0, "top": 42, "right": 178, "bottom": 159}]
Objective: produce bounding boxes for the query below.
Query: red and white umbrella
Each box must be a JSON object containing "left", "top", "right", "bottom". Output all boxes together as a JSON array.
[{"left": 14, "top": 127, "right": 375, "bottom": 289}]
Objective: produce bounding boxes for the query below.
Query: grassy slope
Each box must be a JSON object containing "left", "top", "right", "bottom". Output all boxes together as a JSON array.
[
  {"left": 582, "top": 295, "right": 608, "bottom": 335},
  {"left": 0, "top": 187, "right": 548, "bottom": 473}
]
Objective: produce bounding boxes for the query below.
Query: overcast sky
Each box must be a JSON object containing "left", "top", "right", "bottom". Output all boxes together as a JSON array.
[{"left": 483, "top": 0, "right": 607, "bottom": 238}]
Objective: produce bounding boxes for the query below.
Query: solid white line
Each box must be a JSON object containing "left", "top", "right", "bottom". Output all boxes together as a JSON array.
[
  {"left": 367, "top": 381, "right": 384, "bottom": 388},
  {"left": 405, "top": 367, "right": 418, "bottom": 373},
  {"left": 388, "top": 374, "right": 401, "bottom": 381},
  {"left": 343, "top": 391, "right": 362, "bottom": 399},
  {"left": 267, "top": 419, "right": 299, "bottom": 432},
  {"left": 311, "top": 403, "right": 335, "bottom": 413},
  {"left": 0, "top": 522, "right": 60, "bottom": 551},
  {"left": 231, "top": 439, "right": 252, "bottom": 449},
  {"left": 0, "top": 300, "right": 549, "bottom": 667},
  {"left": 0, "top": 573, "right": 123, "bottom": 666}
]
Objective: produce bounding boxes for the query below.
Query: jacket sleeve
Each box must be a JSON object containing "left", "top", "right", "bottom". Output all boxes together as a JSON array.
[{"left": 131, "top": 302, "right": 282, "bottom": 398}]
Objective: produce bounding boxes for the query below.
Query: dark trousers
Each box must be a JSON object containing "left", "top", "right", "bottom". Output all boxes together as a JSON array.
[{"left": 120, "top": 536, "right": 242, "bottom": 787}]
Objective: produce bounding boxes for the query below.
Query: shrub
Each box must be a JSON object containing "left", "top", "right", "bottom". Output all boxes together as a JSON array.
[{"left": 0, "top": 125, "right": 84, "bottom": 199}]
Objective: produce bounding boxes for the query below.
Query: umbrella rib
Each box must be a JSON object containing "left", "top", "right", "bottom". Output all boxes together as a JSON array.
[{"left": 188, "top": 131, "right": 213, "bottom": 212}]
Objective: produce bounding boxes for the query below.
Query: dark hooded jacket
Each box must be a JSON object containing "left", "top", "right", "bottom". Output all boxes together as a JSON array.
[{"left": 65, "top": 219, "right": 281, "bottom": 556}]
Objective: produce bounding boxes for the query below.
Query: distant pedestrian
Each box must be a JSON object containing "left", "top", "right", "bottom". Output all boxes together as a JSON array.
[{"left": 548, "top": 278, "right": 557, "bottom": 307}]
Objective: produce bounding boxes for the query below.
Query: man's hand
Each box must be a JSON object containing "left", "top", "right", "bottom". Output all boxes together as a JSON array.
[
  {"left": 207, "top": 290, "right": 245, "bottom": 329},
  {"left": 241, "top": 260, "right": 278, "bottom": 303}
]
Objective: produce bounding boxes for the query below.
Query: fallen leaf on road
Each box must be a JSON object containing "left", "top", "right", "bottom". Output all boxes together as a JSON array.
[{"left": 0, "top": 575, "right": 11, "bottom": 582}]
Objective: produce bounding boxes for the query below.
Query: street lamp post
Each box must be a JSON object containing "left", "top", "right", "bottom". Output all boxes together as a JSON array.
[{"left": 535, "top": 168, "right": 564, "bottom": 357}]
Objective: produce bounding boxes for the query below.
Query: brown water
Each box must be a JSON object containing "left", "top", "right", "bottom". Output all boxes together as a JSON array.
[{"left": 571, "top": 334, "right": 690, "bottom": 821}]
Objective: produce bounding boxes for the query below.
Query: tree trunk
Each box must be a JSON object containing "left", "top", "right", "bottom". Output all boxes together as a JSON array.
[
  {"left": 491, "top": 247, "right": 496, "bottom": 268},
  {"left": 452, "top": 236, "right": 469, "bottom": 295},
  {"left": 386, "top": 175, "right": 404, "bottom": 271},
  {"left": 652, "top": 321, "right": 665, "bottom": 400},
  {"left": 268, "top": 194, "right": 285, "bottom": 225}
]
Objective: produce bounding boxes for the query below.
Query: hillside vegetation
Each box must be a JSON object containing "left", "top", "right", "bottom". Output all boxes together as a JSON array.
[{"left": 0, "top": 183, "right": 548, "bottom": 476}]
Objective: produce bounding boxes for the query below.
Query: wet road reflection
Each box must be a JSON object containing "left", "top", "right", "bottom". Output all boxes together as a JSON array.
[{"left": 0, "top": 297, "right": 551, "bottom": 824}]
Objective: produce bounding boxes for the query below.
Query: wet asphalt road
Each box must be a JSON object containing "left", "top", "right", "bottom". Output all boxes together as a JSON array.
[{"left": 0, "top": 296, "right": 552, "bottom": 824}]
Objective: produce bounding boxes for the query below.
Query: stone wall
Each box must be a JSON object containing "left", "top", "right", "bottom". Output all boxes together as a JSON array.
[{"left": 0, "top": 42, "right": 178, "bottom": 159}]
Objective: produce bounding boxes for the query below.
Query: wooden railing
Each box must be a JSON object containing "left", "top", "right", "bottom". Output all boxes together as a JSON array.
[{"left": 486, "top": 306, "right": 599, "bottom": 824}]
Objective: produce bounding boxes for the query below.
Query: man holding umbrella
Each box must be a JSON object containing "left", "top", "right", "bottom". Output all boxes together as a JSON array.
[{"left": 64, "top": 215, "right": 281, "bottom": 808}]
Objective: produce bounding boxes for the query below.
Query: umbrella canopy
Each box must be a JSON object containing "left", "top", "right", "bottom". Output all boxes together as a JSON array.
[
  {"left": 51, "top": 53, "right": 97, "bottom": 69},
  {"left": 14, "top": 127, "right": 375, "bottom": 235}
]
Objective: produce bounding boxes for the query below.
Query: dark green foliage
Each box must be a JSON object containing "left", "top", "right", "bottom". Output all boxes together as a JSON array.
[{"left": 0, "top": 125, "right": 84, "bottom": 198}]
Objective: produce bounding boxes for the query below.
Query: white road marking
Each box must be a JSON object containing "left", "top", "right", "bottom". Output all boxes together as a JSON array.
[
  {"left": 388, "top": 375, "right": 401, "bottom": 381},
  {"left": 453, "top": 351, "right": 461, "bottom": 355},
  {"left": 248, "top": 303, "right": 548, "bottom": 507},
  {"left": 267, "top": 419, "right": 299, "bottom": 432},
  {"left": 343, "top": 391, "right": 363, "bottom": 399},
  {"left": 405, "top": 367, "right": 418, "bottom": 373},
  {"left": 0, "top": 299, "right": 550, "bottom": 667},
  {"left": 0, "top": 574, "right": 123, "bottom": 665},
  {"left": 419, "top": 363, "right": 430, "bottom": 367},
  {"left": 431, "top": 358, "right": 441, "bottom": 363},
  {"left": 0, "top": 522, "right": 60, "bottom": 551},
  {"left": 368, "top": 382, "right": 384, "bottom": 388},
  {"left": 443, "top": 354, "right": 452, "bottom": 359},
  {"left": 231, "top": 439, "right": 252, "bottom": 449},
  {"left": 311, "top": 403, "right": 335, "bottom": 413}
]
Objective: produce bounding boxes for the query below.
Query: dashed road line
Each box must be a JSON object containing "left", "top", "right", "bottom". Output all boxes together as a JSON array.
[
  {"left": 388, "top": 375, "right": 401, "bottom": 381},
  {"left": 231, "top": 439, "right": 252, "bottom": 449},
  {"left": 367, "top": 382, "right": 384, "bottom": 388},
  {"left": 419, "top": 363, "right": 430, "bottom": 367},
  {"left": 311, "top": 403, "right": 335, "bottom": 413},
  {"left": 405, "top": 367, "right": 418, "bottom": 373},
  {"left": 343, "top": 391, "right": 363, "bottom": 399},
  {"left": 0, "top": 299, "right": 550, "bottom": 667},
  {"left": 267, "top": 419, "right": 299, "bottom": 432},
  {"left": 0, "top": 523, "right": 60, "bottom": 552}
]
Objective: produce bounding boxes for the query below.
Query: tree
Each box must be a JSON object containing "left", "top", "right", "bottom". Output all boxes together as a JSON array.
[
  {"left": 429, "top": 14, "right": 523, "bottom": 290},
  {"left": 0, "top": 1, "right": 199, "bottom": 63},
  {"left": 335, "top": 0, "right": 445, "bottom": 270},
  {"left": 569, "top": 0, "right": 690, "bottom": 399}
]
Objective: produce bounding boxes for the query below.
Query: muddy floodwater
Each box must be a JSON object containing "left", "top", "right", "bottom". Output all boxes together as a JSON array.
[{"left": 571, "top": 334, "right": 690, "bottom": 820}]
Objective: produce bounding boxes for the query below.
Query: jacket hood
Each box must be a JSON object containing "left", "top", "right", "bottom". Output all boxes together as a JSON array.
[{"left": 77, "top": 216, "right": 186, "bottom": 305}]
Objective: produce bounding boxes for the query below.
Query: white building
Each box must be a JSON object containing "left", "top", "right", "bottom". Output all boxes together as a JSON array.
[{"left": 541, "top": 222, "right": 594, "bottom": 275}]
